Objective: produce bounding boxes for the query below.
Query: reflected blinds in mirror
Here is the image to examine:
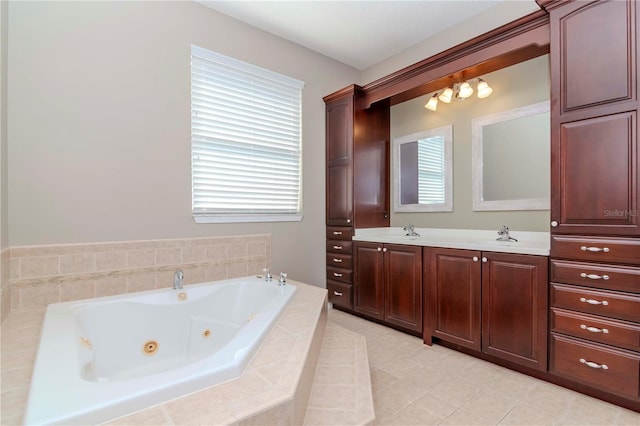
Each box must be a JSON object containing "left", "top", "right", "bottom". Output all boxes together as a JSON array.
[{"left": 418, "top": 137, "right": 446, "bottom": 205}]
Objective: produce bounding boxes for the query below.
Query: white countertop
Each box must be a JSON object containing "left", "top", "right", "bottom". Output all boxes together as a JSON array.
[{"left": 353, "top": 227, "right": 550, "bottom": 256}]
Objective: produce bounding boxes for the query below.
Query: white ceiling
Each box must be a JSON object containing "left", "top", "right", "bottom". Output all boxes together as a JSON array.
[{"left": 198, "top": 1, "right": 516, "bottom": 70}]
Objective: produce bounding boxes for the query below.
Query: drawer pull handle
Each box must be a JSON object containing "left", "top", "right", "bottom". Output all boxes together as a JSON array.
[
  {"left": 579, "top": 297, "right": 609, "bottom": 306},
  {"left": 580, "top": 246, "right": 610, "bottom": 253},
  {"left": 332, "top": 245, "right": 343, "bottom": 250},
  {"left": 332, "top": 258, "right": 343, "bottom": 263},
  {"left": 333, "top": 231, "right": 343, "bottom": 235},
  {"left": 580, "top": 324, "right": 609, "bottom": 334},
  {"left": 580, "top": 273, "right": 609, "bottom": 280},
  {"left": 333, "top": 290, "right": 343, "bottom": 296},
  {"left": 333, "top": 272, "right": 343, "bottom": 277},
  {"left": 579, "top": 358, "right": 608, "bottom": 370}
]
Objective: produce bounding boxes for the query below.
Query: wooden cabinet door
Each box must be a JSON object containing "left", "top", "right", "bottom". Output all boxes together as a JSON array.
[
  {"left": 426, "top": 248, "right": 481, "bottom": 351},
  {"left": 353, "top": 242, "right": 384, "bottom": 320},
  {"left": 326, "top": 95, "right": 353, "bottom": 226},
  {"left": 551, "top": 111, "right": 639, "bottom": 235},
  {"left": 482, "top": 252, "right": 549, "bottom": 370},
  {"left": 384, "top": 244, "right": 422, "bottom": 333}
]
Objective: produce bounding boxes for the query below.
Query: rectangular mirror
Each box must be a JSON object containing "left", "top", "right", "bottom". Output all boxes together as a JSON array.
[
  {"left": 471, "top": 101, "right": 550, "bottom": 211},
  {"left": 393, "top": 125, "right": 453, "bottom": 212}
]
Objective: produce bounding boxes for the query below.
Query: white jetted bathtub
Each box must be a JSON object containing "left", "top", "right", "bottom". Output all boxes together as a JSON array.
[{"left": 24, "top": 275, "right": 296, "bottom": 425}]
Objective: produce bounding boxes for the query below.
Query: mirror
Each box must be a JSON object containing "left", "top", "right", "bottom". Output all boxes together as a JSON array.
[
  {"left": 393, "top": 125, "right": 453, "bottom": 212},
  {"left": 471, "top": 101, "right": 550, "bottom": 211}
]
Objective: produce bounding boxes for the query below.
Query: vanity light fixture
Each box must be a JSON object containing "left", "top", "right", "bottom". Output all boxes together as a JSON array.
[
  {"left": 438, "top": 87, "right": 453, "bottom": 103},
  {"left": 424, "top": 94, "right": 439, "bottom": 111},
  {"left": 477, "top": 78, "right": 493, "bottom": 98},
  {"left": 424, "top": 78, "right": 493, "bottom": 111}
]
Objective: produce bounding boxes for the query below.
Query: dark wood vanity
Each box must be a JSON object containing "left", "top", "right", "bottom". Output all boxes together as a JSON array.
[{"left": 324, "top": 0, "right": 639, "bottom": 413}]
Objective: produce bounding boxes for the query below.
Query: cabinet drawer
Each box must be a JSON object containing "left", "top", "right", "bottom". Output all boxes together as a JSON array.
[
  {"left": 551, "top": 260, "right": 640, "bottom": 294},
  {"left": 551, "top": 235, "right": 640, "bottom": 265},
  {"left": 550, "top": 333, "right": 640, "bottom": 400},
  {"left": 326, "top": 253, "right": 352, "bottom": 269},
  {"left": 551, "top": 308, "right": 640, "bottom": 352},
  {"left": 327, "top": 266, "right": 353, "bottom": 283},
  {"left": 551, "top": 284, "right": 640, "bottom": 323},
  {"left": 326, "top": 226, "right": 354, "bottom": 241},
  {"left": 327, "top": 280, "right": 352, "bottom": 309},
  {"left": 326, "top": 240, "right": 353, "bottom": 254}
]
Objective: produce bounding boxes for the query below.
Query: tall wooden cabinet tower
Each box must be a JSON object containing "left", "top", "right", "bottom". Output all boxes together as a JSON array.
[
  {"left": 324, "top": 85, "right": 390, "bottom": 311},
  {"left": 544, "top": 0, "right": 640, "bottom": 407}
]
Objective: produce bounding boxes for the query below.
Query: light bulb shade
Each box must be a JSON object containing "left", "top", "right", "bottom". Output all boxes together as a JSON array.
[
  {"left": 458, "top": 81, "right": 473, "bottom": 99},
  {"left": 477, "top": 79, "right": 493, "bottom": 98},
  {"left": 424, "top": 95, "right": 438, "bottom": 111},
  {"left": 438, "top": 87, "right": 453, "bottom": 103}
]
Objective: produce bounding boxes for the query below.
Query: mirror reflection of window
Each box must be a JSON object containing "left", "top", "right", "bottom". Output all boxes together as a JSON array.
[
  {"left": 418, "top": 136, "right": 446, "bottom": 204},
  {"left": 394, "top": 125, "right": 453, "bottom": 212}
]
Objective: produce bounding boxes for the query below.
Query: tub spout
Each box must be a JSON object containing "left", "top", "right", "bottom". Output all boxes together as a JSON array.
[{"left": 173, "top": 269, "right": 184, "bottom": 290}]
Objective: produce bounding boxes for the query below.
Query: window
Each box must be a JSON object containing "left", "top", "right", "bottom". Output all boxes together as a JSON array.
[
  {"left": 393, "top": 125, "right": 453, "bottom": 212},
  {"left": 190, "top": 45, "right": 304, "bottom": 223}
]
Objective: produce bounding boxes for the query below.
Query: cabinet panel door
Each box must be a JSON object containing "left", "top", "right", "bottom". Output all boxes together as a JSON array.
[
  {"left": 384, "top": 244, "right": 422, "bottom": 333},
  {"left": 482, "top": 252, "right": 548, "bottom": 370},
  {"left": 427, "top": 248, "right": 481, "bottom": 351},
  {"left": 326, "top": 96, "right": 353, "bottom": 164},
  {"left": 353, "top": 242, "right": 385, "bottom": 320},
  {"left": 326, "top": 163, "right": 353, "bottom": 226},
  {"left": 552, "top": 0, "right": 636, "bottom": 114},
  {"left": 551, "top": 111, "right": 639, "bottom": 235}
]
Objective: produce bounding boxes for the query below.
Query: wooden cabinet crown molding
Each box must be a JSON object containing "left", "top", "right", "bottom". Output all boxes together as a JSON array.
[{"left": 360, "top": 9, "right": 550, "bottom": 107}]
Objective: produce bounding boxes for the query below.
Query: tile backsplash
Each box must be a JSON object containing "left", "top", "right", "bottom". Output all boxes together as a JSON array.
[{"left": 2, "top": 234, "right": 271, "bottom": 316}]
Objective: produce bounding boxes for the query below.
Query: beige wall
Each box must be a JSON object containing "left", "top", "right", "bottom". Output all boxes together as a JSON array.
[
  {"left": 361, "top": 1, "right": 540, "bottom": 84},
  {"left": 6, "top": 1, "right": 360, "bottom": 288},
  {"left": 1, "top": 0, "right": 9, "bottom": 321},
  {"left": 390, "top": 55, "right": 550, "bottom": 232}
]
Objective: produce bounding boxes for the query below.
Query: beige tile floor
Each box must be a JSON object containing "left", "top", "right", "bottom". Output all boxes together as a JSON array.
[{"left": 327, "top": 308, "right": 640, "bottom": 426}]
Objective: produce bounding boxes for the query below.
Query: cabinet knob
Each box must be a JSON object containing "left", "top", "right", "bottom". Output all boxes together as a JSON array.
[
  {"left": 377, "top": 247, "right": 382, "bottom": 251},
  {"left": 346, "top": 219, "right": 352, "bottom": 224},
  {"left": 550, "top": 221, "right": 558, "bottom": 227},
  {"left": 482, "top": 257, "right": 487, "bottom": 263},
  {"left": 472, "top": 256, "right": 479, "bottom": 262},
  {"left": 382, "top": 247, "right": 388, "bottom": 252}
]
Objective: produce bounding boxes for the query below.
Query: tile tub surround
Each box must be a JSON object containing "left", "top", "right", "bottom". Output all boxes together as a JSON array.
[
  {"left": 1, "top": 248, "right": 9, "bottom": 322},
  {"left": 354, "top": 227, "right": 550, "bottom": 256},
  {"left": 4, "top": 234, "right": 271, "bottom": 314},
  {"left": 1, "top": 279, "right": 328, "bottom": 425}
]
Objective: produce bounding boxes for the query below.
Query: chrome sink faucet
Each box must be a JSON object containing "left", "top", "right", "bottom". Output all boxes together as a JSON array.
[
  {"left": 173, "top": 269, "right": 184, "bottom": 290},
  {"left": 497, "top": 225, "right": 518, "bottom": 242},
  {"left": 403, "top": 224, "right": 420, "bottom": 237}
]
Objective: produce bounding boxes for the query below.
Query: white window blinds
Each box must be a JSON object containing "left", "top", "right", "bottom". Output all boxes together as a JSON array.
[
  {"left": 190, "top": 45, "right": 304, "bottom": 223},
  {"left": 417, "top": 136, "right": 446, "bottom": 205}
]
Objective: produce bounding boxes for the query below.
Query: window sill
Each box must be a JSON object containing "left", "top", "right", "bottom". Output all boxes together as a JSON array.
[{"left": 193, "top": 214, "right": 303, "bottom": 224}]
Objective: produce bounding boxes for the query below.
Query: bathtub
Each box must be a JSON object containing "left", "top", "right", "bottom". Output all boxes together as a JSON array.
[{"left": 24, "top": 275, "right": 296, "bottom": 425}]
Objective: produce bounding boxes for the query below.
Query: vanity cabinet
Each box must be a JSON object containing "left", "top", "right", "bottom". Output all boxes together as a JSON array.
[
  {"left": 425, "top": 248, "right": 548, "bottom": 370},
  {"left": 353, "top": 241, "right": 422, "bottom": 334},
  {"left": 324, "top": 86, "right": 389, "bottom": 310}
]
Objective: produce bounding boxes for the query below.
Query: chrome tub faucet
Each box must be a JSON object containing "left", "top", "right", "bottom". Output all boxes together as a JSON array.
[{"left": 173, "top": 269, "right": 184, "bottom": 290}]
